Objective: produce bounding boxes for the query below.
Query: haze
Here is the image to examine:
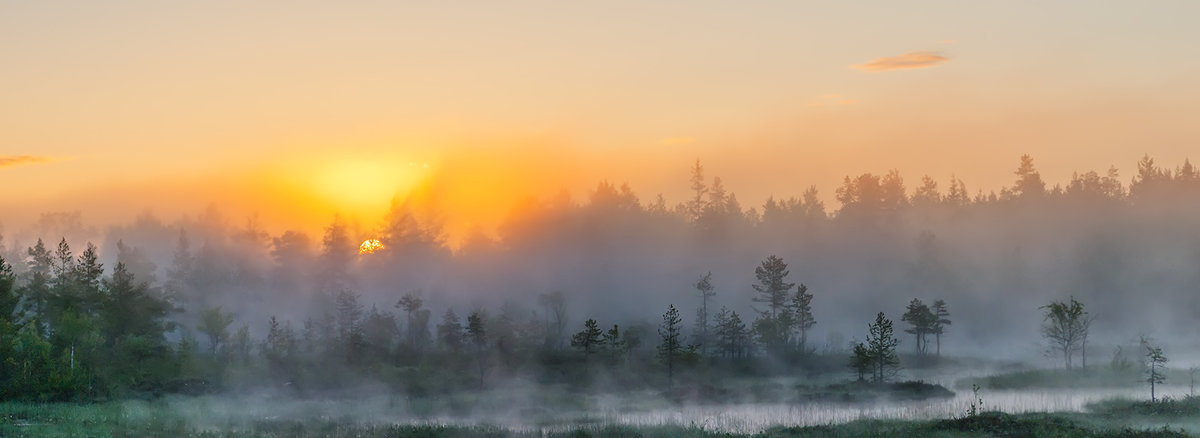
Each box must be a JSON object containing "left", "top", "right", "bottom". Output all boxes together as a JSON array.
[
  {"left": 5, "top": 3, "right": 1200, "bottom": 436},
  {"left": 5, "top": 1, "right": 1200, "bottom": 241}
]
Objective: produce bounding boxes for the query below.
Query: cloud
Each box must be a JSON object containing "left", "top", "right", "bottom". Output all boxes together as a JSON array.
[
  {"left": 0, "top": 155, "right": 52, "bottom": 168},
  {"left": 850, "top": 51, "right": 949, "bottom": 72}
]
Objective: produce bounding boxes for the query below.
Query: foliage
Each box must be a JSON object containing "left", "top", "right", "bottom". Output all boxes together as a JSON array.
[
  {"left": 692, "top": 272, "right": 716, "bottom": 356},
  {"left": 1041, "top": 297, "right": 1093, "bottom": 369},
  {"left": 658, "top": 304, "right": 683, "bottom": 387},
  {"left": 1142, "top": 336, "right": 1168, "bottom": 402},
  {"left": 865, "top": 312, "right": 900, "bottom": 384},
  {"left": 570, "top": 318, "right": 605, "bottom": 357},
  {"left": 900, "top": 299, "right": 935, "bottom": 357},
  {"left": 751, "top": 255, "right": 794, "bottom": 321}
]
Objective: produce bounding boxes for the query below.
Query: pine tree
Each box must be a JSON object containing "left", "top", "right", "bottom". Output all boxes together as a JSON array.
[
  {"left": 931, "top": 299, "right": 951, "bottom": 356},
  {"left": 21, "top": 238, "right": 53, "bottom": 325},
  {"left": 687, "top": 159, "right": 708, "bottom": 223},
  {"left": 901, "top": 299, "right": 935, "bottom": 356},
  {"left": 752, "top": 255, "right": 795, "bottom": 320},
  {"left": 467, "top": 311, "right": 487, "bottom": 389},
  {"left": 658, "top": 304, "right": 683, "bottom": 387},
  {"left": 165, "top": 229, "right": 195, "bottom": 305},
  {"left": 74, "top": 243, "right": 104, "bottom": 315},
  {"left": 1012, "top": 154, "right": 1046, "bottom": 198},
  {"left": 714, "top": 307, "right": 749, "bottom": 359},
  {"left": 603, "top": 324, "right": 624, "bottom": 363},
  {"left": 791, "top": 284, "right": 816, "bottom": 352},
  {"left": 866, "top": 312, "right": 900, "bottom": 384},
  {"left": 1142, "top": 336, "right": 1168, "bottom": 403},
  {"left": 571, "top": 318, "right": 605, "bottom": 358},
  {"left": 396, "top": 291, "right": 424, "bottom": 347},
  {"left": 849, "top": 342, "right": 872, "bottom": 381},
  {"left": 692, "top": 272, "right": 716, "bottom": 356},
  {"left": 438, "top": 308, "right": 464, "bottom": 352},
  {"left": 334, "top": 290, "right": 364, "bottom": 364},
  {"left": 317, "top": 217, "right": 355, "bottom": 294}
]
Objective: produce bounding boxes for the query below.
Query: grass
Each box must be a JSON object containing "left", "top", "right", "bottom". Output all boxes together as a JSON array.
[
  {"left": 0, "top": 399, "right": 1196, "bottom": 438},
  {"left": 1089, "top": 396, "right": 1200, "bottom": 418},
  {"left": 956, "top": 367, "right": 1143, "bottom": 390},
  {"left": 800, "top": 380, "right": 955, "bottom": 403}
]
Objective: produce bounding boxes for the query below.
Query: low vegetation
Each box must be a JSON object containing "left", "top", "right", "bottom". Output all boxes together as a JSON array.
[
  {"left": 1089, "top": 396, "right": 1200, "bottom": 418},
  {"left": 955, "top": 368, "right": 1143, "bottom": 391},
  {"left": 0, "top": 400, "right": 1192, "bottom": 438}
]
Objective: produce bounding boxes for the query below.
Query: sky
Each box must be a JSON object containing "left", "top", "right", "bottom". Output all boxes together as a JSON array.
[{"left": 4, "top": 1, "right": 1200, "bottom": 242}]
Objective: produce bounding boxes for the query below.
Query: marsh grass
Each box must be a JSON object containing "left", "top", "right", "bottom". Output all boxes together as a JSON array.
[
  {"left": 1089, "top": 396, "right": 1200, "bottom": 418},
  {"left": 956, "top": 367, "right": 1144, "bottom": 390},
  {"left": 1, "top": 400, "right": 1195, "bottom": 438}
]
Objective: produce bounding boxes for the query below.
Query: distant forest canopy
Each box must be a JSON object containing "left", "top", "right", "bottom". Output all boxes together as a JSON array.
[{"left": 3, "top": 153, "right": 1200, "bottom": 365}]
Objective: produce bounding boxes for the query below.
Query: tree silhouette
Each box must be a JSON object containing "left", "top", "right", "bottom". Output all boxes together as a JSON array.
[
  {"left": 900, "top": 299, "right": 934, "bottom": 356},
  {"left": 866, "top": 312, "right": 900, "bottom": 384},
  {"left": 198, "top": 306, "right": 234, "bottom": 355},
  {"left": 658, "top": 304, "right": 683, "bottom": 387},
  {"left": 437, "top": 308, "right": 464, "bottom": 352},
  {"left": 791, "top": 284, "right": 816, "bottom": 352},
  {"left": 1141, "top": 336, "right": 1167, "bottom": 403},
  {"left": 752, "top": 255, "right": 794, "bottom": 320},
  {"left": 849, "top": 342, "right": 871, "bottom": 382},
  {"left": 1011, "top": 154, "right": 1046, "bottom": 199},
  {"left": 1041, "top": 297, "right": 1092, "bottom": 369},
  {"left": 571, "top": 318, "right": 605, "bottom": 359},
  {"left": 692, "top": 272, "right": 716, "bottom": 356},
  {"left": 930, "top": 300, "right": 951, "bottom": 356},
  {"left": 467, "top": 311, "right": 487, "bottom": 389},
  {"left": 603, "top": 324, "right": 624, "bottom": 363}
]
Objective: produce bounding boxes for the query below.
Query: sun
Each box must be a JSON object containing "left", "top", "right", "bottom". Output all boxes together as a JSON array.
[{"left": 359, "top": 238, "right": 385, "bottom": 255}]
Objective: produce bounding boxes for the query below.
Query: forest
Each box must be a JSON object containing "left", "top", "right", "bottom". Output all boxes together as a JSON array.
[{"left": 3, "top": 154, "right": 1200, "bottom": 436}]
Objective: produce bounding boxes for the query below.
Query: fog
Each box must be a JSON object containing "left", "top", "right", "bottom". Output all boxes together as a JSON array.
[{"left": 6, "top": 155, "right": 1199, "bottom": 362}]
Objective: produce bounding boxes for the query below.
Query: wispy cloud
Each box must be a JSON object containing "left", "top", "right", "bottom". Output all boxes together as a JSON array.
[
  {"left": 851, "top": 51, "right": 949, "bottom": 72},
  {"left": 0, "top": 155, "right": 52, "bottom": 168}
]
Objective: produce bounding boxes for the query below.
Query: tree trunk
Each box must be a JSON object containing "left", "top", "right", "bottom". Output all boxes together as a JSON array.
[
  {"left": 667, "top": 355, "right": 674, "bottom": 388},
  {"left": 1081, "top": 338, "right": 1087, "bottom": 369},
  {"left": 935, "top": 333, "right": 941, "bottom": 356}
]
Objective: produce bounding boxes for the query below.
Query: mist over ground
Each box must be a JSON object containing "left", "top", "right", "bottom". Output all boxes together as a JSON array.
[{"left": 3, "top": 154, "right": 1198, "bottom": 365}]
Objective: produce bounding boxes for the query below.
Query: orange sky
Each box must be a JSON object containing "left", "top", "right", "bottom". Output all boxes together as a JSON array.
[{"left": 3, "top": 2, "right": 1199, "bottom": 244}]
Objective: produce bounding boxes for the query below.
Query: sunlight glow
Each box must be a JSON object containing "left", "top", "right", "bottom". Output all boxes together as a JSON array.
[
  {"left": 311, "top": 158, "right": 429, "bottom": 219},
  {"left": 359, "top": 238, "right": 385, "bottom": 255}
]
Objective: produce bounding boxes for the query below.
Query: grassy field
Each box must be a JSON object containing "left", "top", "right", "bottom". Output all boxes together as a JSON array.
[{"left": 0, "top": 398, "right": 1195, "bottom": 437}]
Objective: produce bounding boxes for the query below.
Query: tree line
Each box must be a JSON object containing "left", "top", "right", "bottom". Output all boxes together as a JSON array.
[{"left": 2, "top": 152, "right": 1199, "bottom": 400}]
